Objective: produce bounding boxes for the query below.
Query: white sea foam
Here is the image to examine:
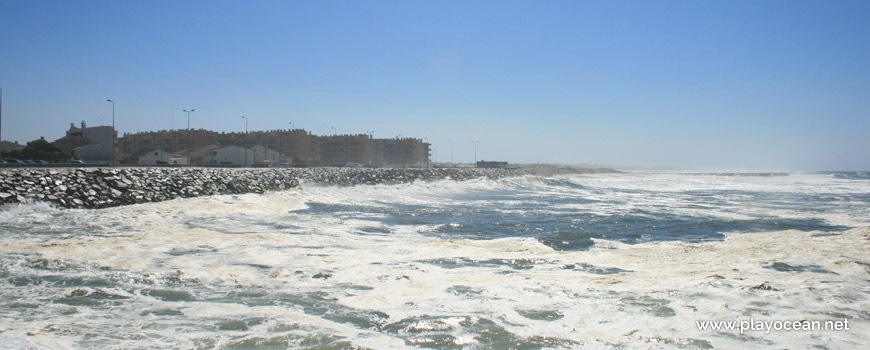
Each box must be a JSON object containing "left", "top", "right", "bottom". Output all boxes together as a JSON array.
[{"left": 1, "top": 173, "right": 868, "bottom": 349}]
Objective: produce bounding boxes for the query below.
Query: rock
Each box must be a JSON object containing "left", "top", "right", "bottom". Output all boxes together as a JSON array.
[{"left": 0, "top": 167, "right": 514, "bottom": 209}]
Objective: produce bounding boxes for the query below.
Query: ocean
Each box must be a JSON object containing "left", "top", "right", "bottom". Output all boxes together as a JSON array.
[{"left": 1, "top": 171, "right": 868, "bottom": 349}]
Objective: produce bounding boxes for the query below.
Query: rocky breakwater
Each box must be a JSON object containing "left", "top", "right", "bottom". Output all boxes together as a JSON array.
[
  {"left": 0, "top": 167, "right": 513, "bottom": 209},
  {"left": 0, "top": 167, "right": 300, "bottom": 209},
  {"left": 291, "top": 167, "right": 512, "bottom": 185}
]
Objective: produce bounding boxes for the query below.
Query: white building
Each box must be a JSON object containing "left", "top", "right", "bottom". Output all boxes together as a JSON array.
[
  {"left": 138, "top": 150, "right": 189, "bottom": 165},
  {"left": 252, "top": 145, "right": 280, "bottom": 166},
  {"left": 74, "top": 143, "right": 114, "bottom": 160},
  {"left": 67, "top": 121, "right": 114, "bottom": 146},
  {"left": 66, "top": 121, "right": 116, "bottom": 162},
  {"left": 207, "top": 145, "right": 254, "bottom": 167}
]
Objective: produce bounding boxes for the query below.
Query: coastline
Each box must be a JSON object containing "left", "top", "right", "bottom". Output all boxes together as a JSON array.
[
  {"left": 0, "top": 167, "right": 511, "bottom": 209},
  {"left": 0, "top": 165, "right": 625, "bottom": 210}
]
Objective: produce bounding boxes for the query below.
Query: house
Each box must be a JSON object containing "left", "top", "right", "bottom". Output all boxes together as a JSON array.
[
  {"left": 66, "top": 121, "right": 117, "bottom": 163},
  {"left": 139, "top": 150, "right": 189, "bottom": 165},
  {"left": 206, "top": 145, "right": 254, "bottom": 167},
  {"left": 185, "top": 144, "right": 221, "bottom": 166},
  {"left": 0, "top": 140, "right": 25, "bottom": 152},
  {"left": 74, "top": 143, "right": 114, "bottom": 161},
  {"left": 252, "top": 145, "right": 280, "bottom": 166}
]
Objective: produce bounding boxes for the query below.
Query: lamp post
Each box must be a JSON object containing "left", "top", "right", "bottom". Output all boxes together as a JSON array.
[
  {"left": 107, "top": 99, "right": 115, "bottom": 159},
  {"left": 284, "top": 122, "right": 293, "bottom": 160},
  {"left": 331, "top": 126, "right": 336, "bottom": 136},
  {"left": 242, "top": 116, "right": 248, "bottom": 167},
  {"left": 363, "top": 130, "right": 374, "bottom": 166},
  {"left": 183, "top": 109, "right": 195, "bottom": 164},
  {"left": 471, "top": 141, "right": 480, "bottom": 165}
]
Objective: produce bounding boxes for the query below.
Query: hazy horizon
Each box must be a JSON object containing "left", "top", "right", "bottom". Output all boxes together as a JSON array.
[{"left": 2, "top": 0, "right": 868, "bottom": 171}]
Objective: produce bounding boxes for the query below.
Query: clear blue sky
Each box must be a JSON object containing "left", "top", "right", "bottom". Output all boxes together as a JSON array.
[{"left": 1, "top": 0, "right": 868, "bottom": 170}]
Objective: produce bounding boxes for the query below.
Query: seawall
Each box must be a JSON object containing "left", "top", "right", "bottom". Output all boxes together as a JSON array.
[{"left": 0, "top": 167, "right": 515, "bottom": 209}]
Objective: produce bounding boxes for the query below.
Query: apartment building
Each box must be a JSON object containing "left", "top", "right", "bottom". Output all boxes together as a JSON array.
[
  {"left": 120, "top": 129, "right": 320, "bottom": 165},
  {"left": 319, "top": 135, "right": 430, "bottom": 167},
  {"left": 65, "top": 121, "right": 117, "bottom": 162},
  {"left": 378, "top": 137, "right": 430, "bottom": 167},
  {"left": 320, "top": 134, "right": 378, "bottom": 166},
  {"left": 117, "top": 127, "right": 428, "bottom": 167}
]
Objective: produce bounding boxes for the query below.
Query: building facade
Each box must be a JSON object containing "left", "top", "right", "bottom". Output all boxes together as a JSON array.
[
  {"left": 120, "top": 129, "right": 320, "bottom": 165},
  {"left": 320, "top": 134, "right": 378, "bottom": 166},
  {"left": 138, "top": 150, "right": 189, "bottom": 165},
  {"left": 67, "top": 121, "right": 115, "bottom": 147},
  {"left": 66, "top": 121, "right": 116, "bottom": 162},
  {"left": 119, "top": 129, "right": 222, "bottom": 162},
  {"left": 206, "top": 145, "right": 255, "bottom": 167},
  {"left": 252, "top": 145, "right": 280, "bottom": 166},
  {"left": 377, "top": 137, "right": 430, "bottom": 167},
  {"left": 117, "top": 127, "right": 429, "bottom": 167},
  {"left": 319, "top": 135, "right": 430, "bottom": 167}
]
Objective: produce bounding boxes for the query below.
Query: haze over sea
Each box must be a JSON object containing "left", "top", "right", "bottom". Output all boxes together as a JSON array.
[{"left": 1, "top": 170, "right": 868, "bottom": 349}]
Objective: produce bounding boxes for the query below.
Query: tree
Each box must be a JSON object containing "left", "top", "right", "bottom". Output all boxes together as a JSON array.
[{"left": 1, "top": 138, "right": 71, "bottom": 160}]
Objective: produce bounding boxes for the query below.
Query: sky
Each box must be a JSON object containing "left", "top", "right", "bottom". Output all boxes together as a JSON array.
[{"left": 1, "top": 0, "right": 868, "bottom": 171}]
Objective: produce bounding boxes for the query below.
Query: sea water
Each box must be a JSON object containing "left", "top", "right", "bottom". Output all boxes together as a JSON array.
[{"left": 1, "top": 172, "right": 868, "bottom": 349}]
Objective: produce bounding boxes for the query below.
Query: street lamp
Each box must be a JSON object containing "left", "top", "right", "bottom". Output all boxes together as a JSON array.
[
  {"left": 284, "top": 122, "right": 294, "bottom": 159},
  {"left": 331, "top": 126, "right": 336, "bottom": 136},
  {"left": 471, "top": 141, "right": 480, "bottom": 164},
  {"left": 183, "top": 109, "right": 195, "bottom": 164},
  {"left": 107, "top": 99, "right": 115, "bottom": 159},
  {"left": 242, "top": 116, "right": 248, "bottom": 167}
]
